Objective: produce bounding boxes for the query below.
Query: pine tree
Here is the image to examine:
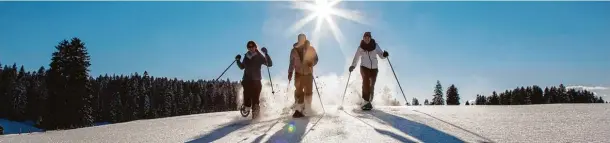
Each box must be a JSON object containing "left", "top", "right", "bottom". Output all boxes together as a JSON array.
[
  {"left": 109, "top": 90, "right": 123, "bottom": 123},
  {"left": 465, "top": 101, "right": 470, "bottom": 105},
  {"left": 47, "top": 38, "right": 94, "bottom": 129},
  {"left": 446, "top": 84, "right": 460, "bottom": 105},
  {"left": 489, "top": 91, "right": 500, "bottom": 105},
  {"left": 412, "top": 98, "right": 420, "bottom": 106},
  {"left": 531, "top": 85, "right": 543, "bottom": 104},
  {"left": 0, "top": 63, "right": 4, "bottom": 118},
  {"left": 424, "top": 99, "right": 429, "bottom": 105},
  {"left": 11, "top": 65, "right": 28, "bottom": 121},
  {"left": 1, "top": 65, "right": 17, "bottom": 119},
  {"left": 432, "top": 80, "right": 444, "bottom": 105},
  {"left": 140, "top": 71, "right": 151, "bottom": 119},
  {"left": 475, "top": 94, "right": 488, "bottom": 105},
  {"left": 543, "top": 87, "right": 550, "bottom": 104},
  {"left": 558, "top": 84, "right": 567, "bottom": 103}
]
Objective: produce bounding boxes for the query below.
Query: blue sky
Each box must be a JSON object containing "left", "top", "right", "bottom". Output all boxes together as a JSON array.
[{"left": 1, "top": 1, "right": 609, "bottom": 103}]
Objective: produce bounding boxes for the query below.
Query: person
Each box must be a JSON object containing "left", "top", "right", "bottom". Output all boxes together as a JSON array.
[
  {"left": 288, "top": 33, "right": 318, "bottom": 118},
  {"left": 235, "top": 40, "right": 273, "bottom": 119},
  {"left": 349, "top": 32, "right": 389, "bottom": 111}
]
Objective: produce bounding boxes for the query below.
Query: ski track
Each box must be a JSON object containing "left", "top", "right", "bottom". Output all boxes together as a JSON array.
[{"left": 1, "top": 105, "right": 610, "bottom": 143}]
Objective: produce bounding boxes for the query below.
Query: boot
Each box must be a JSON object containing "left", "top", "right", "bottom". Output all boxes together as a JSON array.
[
  {"left": 292, "top": 103, "right": 305, "bottom": 118},
  {"left": 361, "top": 101, "right": 372, "bottom": 111},
  {"left": 252, "top": 105, "right": 260, "bottom": 119}
]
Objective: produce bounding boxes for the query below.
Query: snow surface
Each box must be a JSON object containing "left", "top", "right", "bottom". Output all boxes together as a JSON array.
[
  {"left": 1, "top": 104, "right": 609, "bottom": 143},
  {"left": 2, "top": 70, "right": 608, "bottom": 142},
  {"left": 0, "top": 119, "right": 43, "bottom": 135}
]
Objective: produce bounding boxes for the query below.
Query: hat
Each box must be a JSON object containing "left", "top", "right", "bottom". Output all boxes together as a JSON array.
[
  {"left": 363, "top": 32, "right": 372, "bottom": 37},
  {"left": 298, "top": 33, "right": 307, "bottom": 39}
]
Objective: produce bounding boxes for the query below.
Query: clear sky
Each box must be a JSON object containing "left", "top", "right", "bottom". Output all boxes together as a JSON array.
[{"left": 1, "top": 1, "right": 609, "bottom": 103}]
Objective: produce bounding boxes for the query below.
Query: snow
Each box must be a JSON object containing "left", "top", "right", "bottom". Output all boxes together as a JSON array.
[
  {"left": 1, "top": 72, "right": 608, "bottom": 142},
  {"left": 1, "top": 104, "right": 609, "bottom": 142},
  {"left": 0, "top": 119, "right": 43, "bottom": 135}
]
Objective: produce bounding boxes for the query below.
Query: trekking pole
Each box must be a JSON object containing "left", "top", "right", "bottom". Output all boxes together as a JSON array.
[
  {"left": 338, "top": 72, "right": 352, "bottom": 110},
  {"left": 216, "top": 60, "right": 236, "bottom": 81},
  {"left": 387, "top": 58, "right": 408, "bottom": 104},
  {"left": 312, "top": 75, "right": 325, "bottom": 113},
  {"left": 266, "top": 66, "right": 275, "bottom": 94}
]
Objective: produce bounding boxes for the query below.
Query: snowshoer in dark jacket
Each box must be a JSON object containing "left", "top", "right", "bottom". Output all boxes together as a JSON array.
[
  {"left": 235, "top": 40, "right": 273, "bottom": 119},
  {"left": 288, "top": 33, "right": 318, "bottom": 118},
  {"left": 349, "top": 32, "right": 389, "bottom": 110}
]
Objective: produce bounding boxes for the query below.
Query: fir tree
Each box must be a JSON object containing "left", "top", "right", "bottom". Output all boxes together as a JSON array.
[
  {"left": 47, "top": 38, "right": 94, "bottom": 129},
  {"left": 412, "top": 98, "right": 420, "bottom": 106},
  {"left": 446, "top": 84, "right": 460, "bottom": 105},
  {"left": 432, "top": 80, "right": 444, "bottom": 105}
]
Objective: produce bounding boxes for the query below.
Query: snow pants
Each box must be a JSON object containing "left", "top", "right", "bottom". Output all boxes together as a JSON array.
[
  {"left": 360, "top": 66, "right": 378, "bottom": 102},
  {"left": 294, "top": 74, "right": 313, "bottom": 107},
  {"left": 242, "top": 80, "right": 262, "bottom": 108}
]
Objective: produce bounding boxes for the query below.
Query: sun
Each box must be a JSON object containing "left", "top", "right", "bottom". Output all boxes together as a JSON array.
[
  {"left": 313, "top": 0, "right": 332, "bottom": 19},
  {"left": 288, "top": 0, "right": 366, "bottom": 48}
]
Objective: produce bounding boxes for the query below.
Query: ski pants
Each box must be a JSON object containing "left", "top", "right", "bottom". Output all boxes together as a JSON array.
[
  {"left": 242, "top": 80, "right": 262, "bottom": 108},
  {"left": 294, "top": 74, "right": 314, "bottom": 106},
  {"left": 360, "top": 66, "right": 378, "bottom": 102}
]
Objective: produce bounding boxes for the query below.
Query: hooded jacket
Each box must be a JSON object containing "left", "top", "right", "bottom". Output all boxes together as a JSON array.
[
  {"left": 351, "top": 39, "right": 386, "bottom": 69},
  {"left": 237, "top": 50, "right": 272, "bottom": 81},
  {"left": 288, "top": 40, "right": 318, "bottom": 76}
]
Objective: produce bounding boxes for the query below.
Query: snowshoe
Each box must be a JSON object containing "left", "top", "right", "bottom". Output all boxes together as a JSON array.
[
  {"left": 361, "top": 102, "right": 373, "bottom": 111},
  {"left": 292, "top": 110, "right": 305, "bottom": 118},
  {"left": 240, "top": 104, "right": 251, "bottom": 117}
]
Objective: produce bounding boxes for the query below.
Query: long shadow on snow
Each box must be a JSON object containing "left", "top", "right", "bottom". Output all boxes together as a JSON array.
[
  {"left": 343, "top": 110, "right": 417, "bottom": 143},
  {"left": 186, "top": 120, "right": 251, "bottom": 143},
  {"left": 364, "top": 109, "right": 465, "bottom": 143},
  {"left": 265, "top": 117, "right": 310, "bottom": 143}
]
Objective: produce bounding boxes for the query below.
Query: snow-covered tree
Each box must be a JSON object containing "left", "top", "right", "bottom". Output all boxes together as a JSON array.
[{"left": 432, "top": 80, "right": 445, "bottom": 105}]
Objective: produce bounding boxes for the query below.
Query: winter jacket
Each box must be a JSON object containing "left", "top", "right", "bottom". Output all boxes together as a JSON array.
[
  {"left": 288, "top": 40, "right": 318, "bottom": 76},
  {"left": 237, "top": 50, "right": 273, "bottom": 81},
  {"left": 351, "top": 40, "right": 386, "bottom": 69}
]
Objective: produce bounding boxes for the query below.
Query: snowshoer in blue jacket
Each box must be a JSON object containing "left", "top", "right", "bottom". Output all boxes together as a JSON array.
[
  {"left": 349, "top": 32, "right": 389, "bottom": 110},
  {"left": 235, "top": 40, "right": 273, "bottom": 119}
]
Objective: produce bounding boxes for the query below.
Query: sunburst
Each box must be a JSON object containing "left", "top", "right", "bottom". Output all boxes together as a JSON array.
[{"left": 288, "top": 0, "right": 366, "bottom": 49}]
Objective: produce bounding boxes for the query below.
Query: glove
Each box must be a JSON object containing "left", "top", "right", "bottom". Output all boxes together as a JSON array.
[
  {"left": 383, "top": 50, "right": 389, "bottom": 57},
  {"left": 349, "top": 66, "right": 355, "bottom": 72},
  {"left": 235, "top": 54, "right": 241, "bottom": 61},
  {"left": 261, "top": 47, "right": 268, "bottom": 54}
]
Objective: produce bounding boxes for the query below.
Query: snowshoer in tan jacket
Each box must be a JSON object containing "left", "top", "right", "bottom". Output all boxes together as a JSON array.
[{"left": 288, "top": 33, "right": 318, "bottom": 118}]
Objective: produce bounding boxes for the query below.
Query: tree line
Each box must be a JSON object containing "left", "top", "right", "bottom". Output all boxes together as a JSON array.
[
  {"left": 473, "top": 84, "right": 605, "bottom": 105},
  {"left": 409, "top": 81, "right": 605, "bottom": 106},
  {"left": 0, "top": 38, "right": 240, "bottom": 131}
]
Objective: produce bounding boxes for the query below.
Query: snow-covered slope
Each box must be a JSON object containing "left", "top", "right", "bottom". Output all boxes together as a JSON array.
[
  {"left": 0, "top": 119, "right": 43, "bottom": 135},
  {"left": 1, "top": 104, "right": 609, "bottom": 143}
]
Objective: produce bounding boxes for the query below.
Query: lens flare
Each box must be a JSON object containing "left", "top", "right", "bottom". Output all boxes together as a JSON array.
[{"left": 288, "top": 121, "right": 296, "bottom": 133}]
